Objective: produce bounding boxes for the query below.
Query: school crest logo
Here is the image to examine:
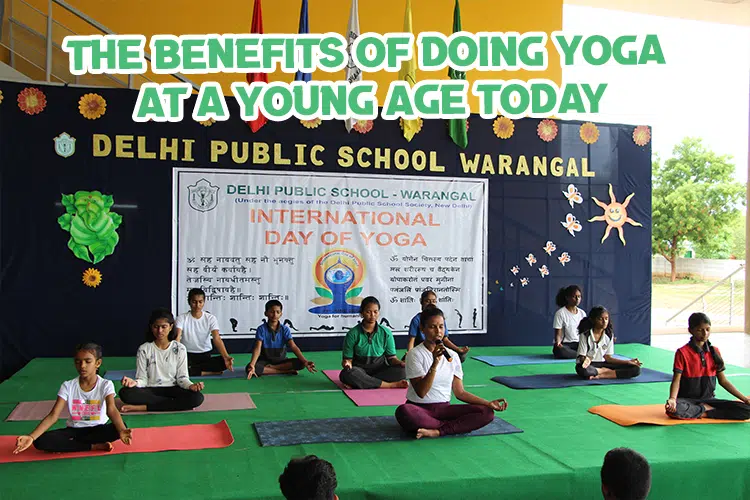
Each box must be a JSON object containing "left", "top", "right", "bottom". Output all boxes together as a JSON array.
[
  {"left": 53, "top": 132, "right": 76, "bottom": 158},
  {"left": 187, "top": 178, "right": 219, "bottom": 212}
]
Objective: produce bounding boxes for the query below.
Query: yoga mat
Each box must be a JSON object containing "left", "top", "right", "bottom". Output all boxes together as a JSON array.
[
  {"left": 0, "top": 420, "right": 234, "bottom": 463},
  {"left": 589, "top": 404, "right": 750, "bottom": 426},
  {"left": 322, "top": 369, "right": 406, "bottom": 406},
  {"left": 104, "top": 367, "right": 247, "bottom": 381},
  {"left": 254, "top": 415, "right": 523, "bottom": 446},
  {"left": 491, "top": 368, "right": 672, "bottom": 389},
  {"left": 472, "top": 353, "right": 630, "bottom": 367},
  {"left": 6, "top": 393, "right": 255, "bottom": 421}
]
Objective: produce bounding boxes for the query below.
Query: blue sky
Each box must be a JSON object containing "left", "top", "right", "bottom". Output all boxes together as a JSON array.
[{"left": 562, "top": 5, "right": 750, "bottom": 182}]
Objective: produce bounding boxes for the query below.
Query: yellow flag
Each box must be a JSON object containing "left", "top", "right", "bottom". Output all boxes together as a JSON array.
[{"left": 399, "top": 0, "right": 420, "bottom": 141}]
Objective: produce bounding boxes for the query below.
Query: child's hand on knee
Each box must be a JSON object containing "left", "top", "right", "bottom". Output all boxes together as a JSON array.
[
  {"left": 121, "top": 376, "right": 137, "bottom": 388},
  {"left": 119, "top": 428, "right": 133, "bottom": 445},
  {"left": 189, "top": 382, "right": 204, "bottom": 392},
  {"left": 13, "top": 435, "right": 33, "bottom": 454},
  {"left": 665, "top": 397, "right": 677, "bottom": 413}
]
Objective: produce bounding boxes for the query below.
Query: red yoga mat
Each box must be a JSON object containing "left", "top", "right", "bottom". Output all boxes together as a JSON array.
[
  {"left": 322, "top": 370, "right": 406, "bottom": 407},
  {"left": 6, "top": 393, "right": 256, "bottom": 421},
  {"left": 0, "top": 420, "right": 234, "bottom": 464}
]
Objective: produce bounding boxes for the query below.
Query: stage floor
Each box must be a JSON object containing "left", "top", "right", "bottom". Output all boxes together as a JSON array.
[{"left": 1, "top": 344, "right": 749, "bottom": 499}]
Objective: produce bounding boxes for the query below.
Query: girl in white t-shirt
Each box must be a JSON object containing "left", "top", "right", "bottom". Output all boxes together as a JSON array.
[
  {"left": 13, "top": 343, "right": 132, "bottom": 454},
  {"left": 552, "top": 285, "right": 587, "bottom": 359},
  {"left": 395, "top": 308, "right": 508, "bottom": 439},
  {"left": 575, "top": 306, "right": 642, "bottom": 380},
  {"left": 119, "top": 309, "right": 205, "bottom": 412}
]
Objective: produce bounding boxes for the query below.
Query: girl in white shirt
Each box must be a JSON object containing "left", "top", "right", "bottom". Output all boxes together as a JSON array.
[
  {"left": 13, "top": 343, "right": 132, "bottom": 454},
  {"left": 553, "top": 285, "right": 587, "bottom": 359},
  {"left": 395, "top": 307, "right": 508, "bottom": 439},
  {"left": 575, "top": 306, "right": 642, "bottom": 380},
  {"left": 119, "top": 309, "right": 205, "bottom": 412}
]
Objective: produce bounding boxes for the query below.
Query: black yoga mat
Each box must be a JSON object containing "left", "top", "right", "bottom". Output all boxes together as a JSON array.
[
  {"left": 254, "top": 415, "right": 523, "bottom": 446},
  {"left": 491, "top": 368, "right": 672, "bottom": 390}
]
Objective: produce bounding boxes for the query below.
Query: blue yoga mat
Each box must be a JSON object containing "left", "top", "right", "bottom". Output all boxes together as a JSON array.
[
  {"left": 491, "top": 368, "right": 672, "bottom": 389},
  {"left": 472, "top": 353, "right": 630, "bottom": 367},
  {"left": 103, "top": 367, "right": 247, "bottom": 381},
  {"left": 254, "top": 415, "right": 523, "bottom": 446}
]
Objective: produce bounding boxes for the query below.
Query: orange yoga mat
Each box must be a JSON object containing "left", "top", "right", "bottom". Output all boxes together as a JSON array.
[
  {"left": 0, "top": 420, "right": 234, "bottom": 463},
  {"left": 589, "top": 404, "right": 750, "bottom": 426}
]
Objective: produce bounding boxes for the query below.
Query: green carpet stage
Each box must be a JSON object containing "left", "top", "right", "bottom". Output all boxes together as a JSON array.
[{"left": 1, "top": 344, "right": 749, "bottom": 499}]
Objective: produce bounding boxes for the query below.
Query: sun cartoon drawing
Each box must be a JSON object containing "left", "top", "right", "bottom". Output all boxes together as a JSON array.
[{"left": 588, "top": 183, "right": 643, "bottom": 245}]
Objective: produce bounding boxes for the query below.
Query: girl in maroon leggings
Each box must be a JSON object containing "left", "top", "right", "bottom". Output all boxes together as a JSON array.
[{"left": 395, "top": 307, "right": 508, "bottom": 439}]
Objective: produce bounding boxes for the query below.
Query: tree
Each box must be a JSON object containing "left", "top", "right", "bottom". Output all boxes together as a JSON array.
[
  {"left": 652, "top": 137, "right": 745, "bottom": 281},
  {"left": 693, "top": 212, "right": 746, "bottom": 259}
]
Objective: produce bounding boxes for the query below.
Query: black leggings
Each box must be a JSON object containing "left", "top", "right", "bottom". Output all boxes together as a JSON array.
[
  {"left": 553, "top": 342, "right": 579, "bottom": 359},
  {"left": 669, "top": 398, "right": 750, "bottom": 420},
  {"left": 339, "top": 359, "right": 405, "bottom": 389},
  {"left": 119, "top": 386, "right": 204, "bottom": 412},
  {"left": 576, "top": 361, "right": 641, "bottom": 379},
  {"left": 247, "top": 357, "right": 304, "bottom": 376},
  {"left": 187, "top": 352, "right": 226, "bottom": 377},
  {"left": 34, "top": 423, "right": 120, "bottom": 452}
]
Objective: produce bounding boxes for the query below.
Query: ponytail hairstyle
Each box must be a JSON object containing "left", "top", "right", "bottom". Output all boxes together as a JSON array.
[
  {"left": 75, "top": 342, "right": 103, "bottom": 374},
  {"left": 577, "top": 305, "right": 614, "bottom": 339},
  {"left": 145, "top": 308, "right": 176, "bottom": 342},
  {"left": 688, "top": 312, "right": 724, "bottom": 371},
  {"left": 555, "top": 285, "right": 582, "bottom": 308}
]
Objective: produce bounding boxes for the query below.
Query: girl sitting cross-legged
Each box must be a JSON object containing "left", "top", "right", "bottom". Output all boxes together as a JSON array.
[
  {"left": 395, "top": 307, "right": 508, "bottom": 439},
  {"left": 575, "top": 306, "right": 642, "bottom": 380},
  {"left": 118, "top": 308, "right": 205, "bottom": 412}
]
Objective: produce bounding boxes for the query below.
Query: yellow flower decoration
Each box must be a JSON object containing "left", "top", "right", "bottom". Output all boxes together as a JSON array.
[
  {"left": 300, "top": 117, "right": 322, "bottom": 129},
  {"left": 79, "top": 93, "right": 107, "bottom": 120},
  {"left": 199, "top": 118, "right": 216, "bottom": 127},
  {"left": 579, "top": 122, "right": 600, "bottom": 145},
  {"left": 82, "top": 268, "right": 103, "bottom": 288},
  {"left": 633, "top": 125, "right": 651, "bottom": 146},
  {"left": 492, "top": 116, "right": 515, "bottom": 139},
  {"left": 0, "top": 90, "right": 4, "bottom": 105}
]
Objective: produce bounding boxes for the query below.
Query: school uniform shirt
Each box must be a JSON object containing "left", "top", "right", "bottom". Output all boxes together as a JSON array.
[
  {"left": 58, "top": 375, "right": 115, "bottom": 428},
  {"left": 674, "top": 341, "right": 725, "bottom": 400},
  {"left": 342, "top": 323, "right": 397, "bottom": 365},
  {"left": 256, "top": 322, "right": 293, "bottom": 363},
  {"left": 408, "top": 312, "right": 450, "bottom": 344},
  {"left": 553, "top": 307, "right": 587, "bottom": 343},
  {"left": 576, "top": 330, "right": 614, "bottom": 362},
  {"left": 405, "top": 343, "right": 462, "bottom": 404},
  {"left": 175, "top": 311, "right": 219, "bottom": 353},
  {"left": 134, "top": 341, "right": 193, "bottom": 390}
]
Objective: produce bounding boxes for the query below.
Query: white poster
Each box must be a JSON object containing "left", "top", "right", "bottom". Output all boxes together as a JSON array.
[{"left": 172, "top": 168, "right": 488, "bottom": 338}]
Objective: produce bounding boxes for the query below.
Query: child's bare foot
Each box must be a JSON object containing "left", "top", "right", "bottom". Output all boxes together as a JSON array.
[
  {"left": 201, "top": 371, "right": 223, "bottom": 376},
  {"left": 416, "top": 428, "right": 440, "bottom": 439},
  {"left": 120, "top": 404, "right": 147, "bottom": 413},
  {"left": 343, "top": 384, "right": 352, "bottom": 389},
  {"left": 91, "top": 442, "right": 114, "bottom": 452}
]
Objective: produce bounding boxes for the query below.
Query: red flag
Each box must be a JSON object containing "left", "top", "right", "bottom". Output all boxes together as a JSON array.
[{"left": 246, "top": 0, "right": 267, "bottom": 132}]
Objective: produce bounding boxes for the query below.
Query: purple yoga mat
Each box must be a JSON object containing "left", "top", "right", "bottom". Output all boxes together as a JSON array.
[
  {"left": 5, "top": 393, "right": 256, "bottom": 421},
  {"left": 322, "top": 370, "right": 407, "bottom": 407}
]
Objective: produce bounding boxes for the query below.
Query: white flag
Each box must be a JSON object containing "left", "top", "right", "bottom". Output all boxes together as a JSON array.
[{"left": 344, "top": 0, "right": 361, "bottom": 132}]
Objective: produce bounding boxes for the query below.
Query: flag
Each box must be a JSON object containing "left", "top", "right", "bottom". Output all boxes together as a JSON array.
[
  {"left": 447, "top": 0, "right": 468, "bottom": 148},
  {"left": 399, "top": 0, "right": 420, "bottom": 141},
  {"left": 246, "top": 0, "right": 267, "bottom": 133},
  {"left": 344, "top": 0, "right": 361, "bottom": 132},
  {"left": 295, "top": 0, "right": 311, "bottom": 82}
]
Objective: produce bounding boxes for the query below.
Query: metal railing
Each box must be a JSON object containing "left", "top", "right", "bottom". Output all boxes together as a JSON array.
[
  {"left": 665, "top": 264, "right": 746, "bottom": 327},
  {"left": 2, "top": 0, "right": 199, "bottom": 91}
]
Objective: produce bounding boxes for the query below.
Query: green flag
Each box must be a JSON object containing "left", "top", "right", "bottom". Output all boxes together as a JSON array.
[{"left": 447, "top": 0, "right": 467, "bottom": 149}]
